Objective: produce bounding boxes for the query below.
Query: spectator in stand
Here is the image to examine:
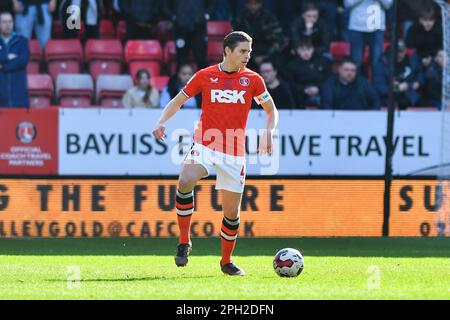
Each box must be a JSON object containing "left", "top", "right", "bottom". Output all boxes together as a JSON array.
[
  {"left": 162, "top": 0, "right": 212, "bottom": 70},
  {"left": 122, "top": 69, "right": 160, "bottom": 108},
  {"left": 0, "top": 11, "right": 29, "bottom": 108},
  {"left": 406, "top": 5, "right": 443, "bottom": 68},
  {"left": 59, "top": 0, "right": 102, "bottom": 40},
  {"left": 160, "top": 63, "right": 199, "bottom": 109},
  {"left": 287, "top": 38, "right": 332, "bottom": 107},
  {"left": 420, "top": 48, "right": 444, "bottom": 108},
  {"left": 119, "top": 0, "right": 162, "bottom": 40},
  {"left": 212, "top": 0, "right": 245, "bottom": 21},
  {"left": 316, "top": 0, "right": 340, "bottom": 40},
  {"left": 321, "top": 57, "right": 380, "bottom": 110},
  {"left": 290, "top": 1, "right": 330, "bottom": 56},
  {"left": 344, "top": 0, "right": 393, "bottom": 73},
  {"left": 259, "top": 59, "right": 296, "bottom": 109},
  {"left": 373, "top": 39, "right": 424, "bottom": 110},
  {"left": 232, "top": 0, "right": 284, "bottom": 70},
  {"left": 13, "top": 0, "right": 56, "bottom": 49}
]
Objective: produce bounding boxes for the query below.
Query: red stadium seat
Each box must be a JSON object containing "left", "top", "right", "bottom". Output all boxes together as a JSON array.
[
  {"left": 27, "top": 74, "right": 54, "bottom": 108},
  {"left": 96, "top": 74, "right": 133, "bottom": 107},
  {"left": 45, "top": 39, "right": 83, "bottom": 81},
  {"left": 163, "top": 41, "right": 177, "bottom": 75},
  {"left": 207, "top": 21, "right": 233, "bottom": 41},
  {"left": 125, "top": 40, "right": 163, "bottom": 76},
  {"left": 207, "top": 41, "right": 224, "bottom": 65},
  {"left": 150, "top": 76, "right": 169, "bottom": 92},
  {"left": 56, "top": 74, "right": 94, "bottom": 108},
  {"left": 129, "top": 61, "right": 161, "bottom": 79},
  {"left": 27, "top": 39, "right": 42, "bottom": 74},
  {"left": 330, "top": 41, "right": 351, "bottom": 73},
  {"left": 99, "top": 20, "right": 115, "bottom": 39},
  {"left": 85, "top": 39, "right": 123, "bottom": 80},
  {"left": 116, "top": 20, "right": 127, "bottom": 41}
]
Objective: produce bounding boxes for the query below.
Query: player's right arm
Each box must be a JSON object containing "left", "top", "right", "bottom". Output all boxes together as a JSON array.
[{"left": 152, "top": 92, "right": 189, "bottom": 141}]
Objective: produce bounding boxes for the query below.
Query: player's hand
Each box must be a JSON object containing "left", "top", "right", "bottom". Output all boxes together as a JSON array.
[
  {"left": 152, "top": 123, "right": 166, "bottom": 141},
  {"left": 258, "top": 129, "right": 273, "bottom": 155}
]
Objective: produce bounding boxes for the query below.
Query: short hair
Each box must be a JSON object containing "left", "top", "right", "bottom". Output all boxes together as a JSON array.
[
  {"left": 0, "top": 11, "right": 14, "bottom": 21},
  {"left": 260, "top": 59, "right": 276, "bottom": 69},
  {"left": 223, "top": 31, "right": 252, "bottom": 54},
  {"left": 420, "top": 7, "right": 437, "bottom": 20},
  {"left": 340, "top": 56, "right": 357, "bottom": 66},
  {"left": 136, "top": 68, "right": 150, "bottom": 80},
  {"left": 302, "top": 1, "right": 319, "bottom": 13},
  {"left": 297, "top": 37, "right": 314, "bottom": 49}
]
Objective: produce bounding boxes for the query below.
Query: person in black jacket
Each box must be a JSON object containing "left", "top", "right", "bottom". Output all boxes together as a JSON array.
[
  {"left": 373, "top": 40, "right": 424, "bottom": 110},
  {"left": 0, "top": 11, "right": 29, "bottom": 108},
  {"left": 406, "top": 6, "right": 443, "bottom": 68},
  {"left": 290, "top": 1, "right": 330, "bottom": 56},
  {"left": 259, "top": 59, "right": 296, "bottom": 109},
  {"left": 320, "top": 57, "right": 380, "bottom": 110},
  {"left": 419, "top": 48, "right": 443, "bottom": 108},
  {"left": 232, "top": 0, "right": 284, "bottom": 69},
  {"left": 119, "top": 0, "right": 162, "bottom": 40},
  {"left": 287, "top": 38, "right": 331, "bottom": 107},
  {"left": 163, "top": 0, "right": 213, "bottom": 70}
]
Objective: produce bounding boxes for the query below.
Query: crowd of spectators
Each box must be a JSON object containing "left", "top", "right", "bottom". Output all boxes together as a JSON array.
[{"left": 0, "top": 0, "right": 445, "bottom": 110}]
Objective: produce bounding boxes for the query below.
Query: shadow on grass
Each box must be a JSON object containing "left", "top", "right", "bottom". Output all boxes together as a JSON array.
[
  {"left": 45, "top": 275, "right": 216, "bottom": 283},
  {"left": 0, "top": 238, "right": 449, "bottom": 258}
]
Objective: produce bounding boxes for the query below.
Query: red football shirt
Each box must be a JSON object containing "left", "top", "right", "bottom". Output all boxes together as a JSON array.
[{"left": 182, "top": 64, "right": 270, "bottom": 156}]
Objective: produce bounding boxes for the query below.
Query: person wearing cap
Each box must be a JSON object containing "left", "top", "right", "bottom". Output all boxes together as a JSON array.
[{"left": 373, "top": 39, "right": 424, "bottom": 109}]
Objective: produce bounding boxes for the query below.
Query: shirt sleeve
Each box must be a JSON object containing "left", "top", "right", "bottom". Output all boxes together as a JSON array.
[
  {"left": 182, "top": 71, "right": 203, "bottom": 98},
  {"left": 253, "top": 74, "right": 271, "bottom": 105}
]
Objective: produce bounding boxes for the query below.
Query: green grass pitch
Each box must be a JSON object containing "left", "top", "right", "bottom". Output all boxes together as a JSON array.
[{"left": 0, "top": 237, "right": 448, "bottom": 299}]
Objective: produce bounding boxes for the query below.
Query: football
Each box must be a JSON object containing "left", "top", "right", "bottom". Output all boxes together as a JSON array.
[{"left": 273, "top": 248, "right": 304, "bottom": 277}]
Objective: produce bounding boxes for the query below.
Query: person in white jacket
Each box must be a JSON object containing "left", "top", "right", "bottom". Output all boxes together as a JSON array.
[{"left": 345, "top": 0, "right": 393, "bottom": 73}]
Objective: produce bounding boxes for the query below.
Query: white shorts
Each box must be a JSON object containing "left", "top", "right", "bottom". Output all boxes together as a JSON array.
[{"left": 184, "top": 142, "right": 246, "bottom": 193}]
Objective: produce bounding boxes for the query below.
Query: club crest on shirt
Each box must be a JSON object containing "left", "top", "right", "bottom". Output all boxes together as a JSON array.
[{"left": 239, "top": 77, "right": 250, "bottom": 87}]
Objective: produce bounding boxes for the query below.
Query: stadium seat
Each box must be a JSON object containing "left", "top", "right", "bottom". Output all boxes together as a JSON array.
[
  {"left": 56, "top": 74, "right": 94, "bottom": 108},
  {"left": 27, "top": 74, "right": 54, "bottom": 108},
  {"left": 207, "top": 21, "right": 233, "bottom": 41},
  {"left": 116, "top": 20, "right": 127, "bottom": 41},
  {"left": 99, "top": 20, "right": 115, "bottom": 39},
  {"left": 163, "top": 41, "right": 177, "bottom": 75},
  {"left": 85, "top": 39, "right": 123, "bottom": 80},
  {"left": 27, "top": 39, "right": 42, "bottom": 74},
  {"left": 96, "top": 74, "right": 133, "bottom": 107},
  {"left": 45, "top": 39, "right": 83, "bottom": 81},
  {"left": 150, "top": 76, "right": 169, "bottom": 92},
  {"left": 125, "top": 40, "right": 163, "bottom": 77},
  {"left": 207, "top": 41, "right": 224, "bottom": 65},
  {"left": 330, "top": 41, "right": 350, "bottom": 73}
]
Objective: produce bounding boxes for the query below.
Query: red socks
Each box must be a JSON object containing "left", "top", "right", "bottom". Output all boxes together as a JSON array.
[{"left": 176, "top": 189, "right": 194, "bottom": 244}]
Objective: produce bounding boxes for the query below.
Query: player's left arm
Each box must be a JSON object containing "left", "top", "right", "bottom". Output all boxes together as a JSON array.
[{"left": 259, "top": 96, "right": 279, "bottom": 155}]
